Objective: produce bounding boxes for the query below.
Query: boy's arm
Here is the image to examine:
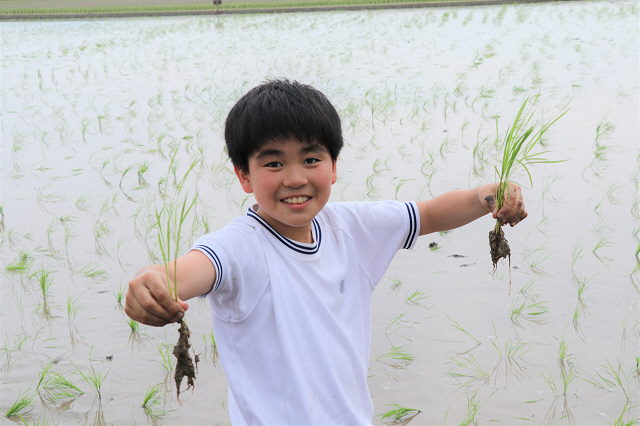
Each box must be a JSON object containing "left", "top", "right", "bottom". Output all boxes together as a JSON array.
[
  {"left": 125, "top": 250, "right": 216, "bottom": 327},
  {"left": 417, "top": 182, "right": 527, "bottom": 236}
]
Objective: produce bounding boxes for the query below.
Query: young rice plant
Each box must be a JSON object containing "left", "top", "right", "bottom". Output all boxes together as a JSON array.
[
  {"left": 489, "top": 96, "right": 567, "bottom": 292},
  {"left": 156, "top": 145, "right": 199, "bottom": 402}
]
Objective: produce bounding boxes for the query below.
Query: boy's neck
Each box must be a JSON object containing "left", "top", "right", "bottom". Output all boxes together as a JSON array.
[{"left": 253, "top": 205, "right": 315, "bottom": 244}]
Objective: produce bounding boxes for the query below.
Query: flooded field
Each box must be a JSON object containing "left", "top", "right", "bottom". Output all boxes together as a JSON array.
[{"left": 1, "top": 1, "right": 638, "bottom": 424}]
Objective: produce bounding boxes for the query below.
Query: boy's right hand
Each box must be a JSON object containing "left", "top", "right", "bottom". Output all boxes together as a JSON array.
[{"left": 125, "top": 269, "right": 188, "bottom": 327}]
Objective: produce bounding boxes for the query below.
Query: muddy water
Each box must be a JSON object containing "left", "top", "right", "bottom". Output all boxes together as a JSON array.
[{"left": 1, "top": 1, "right": 638, "bottom": 424}]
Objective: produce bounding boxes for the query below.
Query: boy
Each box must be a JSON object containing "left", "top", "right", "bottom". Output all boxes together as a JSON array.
[{"left": 125, "top": 79, "right": 526, "bottom": 425}]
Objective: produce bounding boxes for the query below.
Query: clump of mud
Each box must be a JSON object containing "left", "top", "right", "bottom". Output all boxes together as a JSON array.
[
  {"left": 173, "top": 320, "right": 198, "bottom": 403},
  {"left": 489, "top": 227, "right": 511, "bottom": 269},
  {"left": 489, "top": 227, "right": 512, "bottom": 293}
]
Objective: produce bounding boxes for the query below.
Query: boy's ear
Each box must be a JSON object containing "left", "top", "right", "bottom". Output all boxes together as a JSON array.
[
  {"left": 331, "top": 160, "right": 337, "bottom": 185},
  {"left": 233, "top": 165, "right": 254, "bottom": 194}
]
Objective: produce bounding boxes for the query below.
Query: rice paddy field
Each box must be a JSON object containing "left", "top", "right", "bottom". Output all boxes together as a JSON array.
[{"left": 1, "top": 1, "right": 639, "bottom": 424}]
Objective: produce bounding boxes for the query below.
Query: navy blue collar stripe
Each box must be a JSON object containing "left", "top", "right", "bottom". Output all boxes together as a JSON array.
[
  {"left": 247, "top": 208, "right": 321, "bottom": 255},
  {"left": 403, "top": 202, "right": 418, "bottom": 249},
  {"left": 195, "top": 245, "right": 223, "bottom": 292}
]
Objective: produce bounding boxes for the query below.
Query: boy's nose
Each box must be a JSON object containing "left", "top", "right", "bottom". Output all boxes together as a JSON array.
[{"left": 283, "top": 166, "right": 308, "bottom": 188}]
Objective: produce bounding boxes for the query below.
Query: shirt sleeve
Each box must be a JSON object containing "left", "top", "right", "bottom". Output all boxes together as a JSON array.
[{"left": 189, "top": 218, "right": 269, "bottom": 322}]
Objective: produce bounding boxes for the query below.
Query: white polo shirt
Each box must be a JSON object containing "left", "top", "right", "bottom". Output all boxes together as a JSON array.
[{"left": 192, "top": 200, "right": 419, "bottom": 425}]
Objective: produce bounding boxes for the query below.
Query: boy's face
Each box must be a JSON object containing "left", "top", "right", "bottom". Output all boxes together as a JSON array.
[{"left": 234, "top": 136, "right": 337, "bottom": 243}]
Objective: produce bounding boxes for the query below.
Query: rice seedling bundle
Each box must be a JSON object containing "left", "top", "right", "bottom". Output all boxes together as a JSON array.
[
  {"left": 490, "top": 96, "right": 566, "bottom": 290},
  {"left": 156, "top": 147, "right": 199, "bottom": 402}
]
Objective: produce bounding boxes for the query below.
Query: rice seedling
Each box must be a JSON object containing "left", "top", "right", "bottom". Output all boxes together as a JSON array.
[
  {"left": 42, "top": 372, "right": 84, "bottom": 402},
  {"left": 595, "top": 116, "right": 616, "bottom": 143},
  {"left": 573, "top": 274, "right": 589, "bottom": 314},
  {"left": 92, "top": 220, "right": 111, "bottom": 253},
  {"left": 114, "top": 282, "right": 126, "bottom": 307},
  {"left": 446, "top": 315, "right": 481, "bottom": 354},
  {"left": 524, "top": 243, "right": 553, "bottom": 276},
  {"left": 387, "top": 278, "right": 402, "bottom": 293},
  {"left": 583, "top": 116, "right": 616, "bottom": 179},
  {"left": 375, "top": 345, "right": 415, "bottom": 369},
  {"left": 447, "top": 353, "right": 490, "bottom": 389},
  {"left": 208, "top": 330, "right": 217, "bottom": 349},
  {"left": 620, "top": 318, "right": 634, "bottom": 351},
  {"left": 385, "top": 312, "right": 410, "bottom": 335},
  {"left": 393, "top": 178, "right": 412, "bottom": 200},
  {"left": 570, "top": 242, "right": 585, "bottom": 282},
  {"left": 540, "top": 173, "right": 559, "bottom": 217},
  {"left": 609, "top": 402, "right": 639, "bottom": 426},
  {"left": 379, "top": 403, "right": 420, "bottom": 423},
  {"left": 405, "top": 289, "right": 428, "bottom": 306},
  {"left": 509, "top": 289, "right": 549, "bottom": 328},
  {"left": 438, "top": 135, "right": 452, "bottom": 158},
  {"left": 98, "top": 159, "right": 112, "bottom": 187},
  {"left": 471, "top": 134, "right": 491, "bottom": 178},
  {"left": 78, "top": 262, "right": 108, "bottom": 281},
  {"left": 202, "top": 330, "right": 220, "bottom": 364},
  {"left": 31, "top": 266, "right": 54, "bottom": 301},
  {"left": 583, "top": 359, "right": 632, "bottom": 401},
  {"left": 364, "top": 174, "right": 378, "bottom": 198},
  {"left": 127, "top": 318, "right": 140, "bottom": 333},
  {"left": 157, "top": 343, "right": 174, "bottom": 373},
  {"left": 66, "top": 292, "right": 81, "bottom": 323},
  {"left": 541, "top": 350, "right": 577, "bottom": 426},
  {"left": 607, "top": 183, "right": 624, "bottom": 205},
  {"left": 593, "top": 236, "right": 612, "bottom": 263},
  {"left": 142, "top": 383, "right": 167, "bottom": 419},
  {"left": 572, "top": 303, "right": 586, "bottom": 339},
  {"left": 36, "top": 362, "right": 53, "bottom": 390},
  {"left": 115, "top": 166, "right": 134, "bottom": 203},
  {"left": 1, "top": 331, "right": 28, "bottom": 358},
  {"left": 500, "top": 339, "right": 533, "bottom": 381},
  {"left": 156, "top": 145, "right": 199, "bottom": 402},
  {"left": 36, "top": 185, "right": 66, "bottom": 209},
  {"left": 557, "top": 338, "right": 577, "bottom": 397},
  {"left": 6, "top": 251, "right": 31, "bottom": 274},
  {"left": 489, "top": 324, "right": 533, "bottom": 383},
  {"left": 3, "top": 388, "right": 34, "bottom": 417},
  {"left": 488, "top": 96, "right": 566, "bottom": 290},
  {"left": 459, "top": 390, "right": 496, "bottom": 426},
  {"left": 138, "top": 162, "right": 149, "bottom": 187},
  {"left": 61, "top": 219, "right": 75, "bottom": 270},
  {"left": 73, "top": 363, "right": 108, "bottom": 398}
]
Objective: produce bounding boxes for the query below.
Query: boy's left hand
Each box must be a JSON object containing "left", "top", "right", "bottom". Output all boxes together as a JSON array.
[{"left": 487, "top": 182, "right": 527, "bottom": 227}]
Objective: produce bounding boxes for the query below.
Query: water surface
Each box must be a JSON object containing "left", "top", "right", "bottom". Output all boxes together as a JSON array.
[{"left": 1, "top": 1, "right": 638, "bottom": 424}]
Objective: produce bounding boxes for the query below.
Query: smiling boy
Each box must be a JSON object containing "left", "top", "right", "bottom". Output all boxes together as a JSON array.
[
  {"left": 235, "top": 136, "right": 336, "bottom": 243},
  {"left": 125, "top": 79, "right": 527, "bottom": 425}
]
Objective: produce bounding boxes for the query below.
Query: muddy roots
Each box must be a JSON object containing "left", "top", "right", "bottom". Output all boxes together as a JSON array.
[
  {"left": 489, "top": 227, "right": 511, "bottom": 270},
  {"left": 173, "top": 320, "right": 198, "bottom": 403}
]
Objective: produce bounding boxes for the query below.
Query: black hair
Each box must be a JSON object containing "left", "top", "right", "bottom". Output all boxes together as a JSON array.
[{"left": 224, "top": 79, "right": 343, "bottom": 173}]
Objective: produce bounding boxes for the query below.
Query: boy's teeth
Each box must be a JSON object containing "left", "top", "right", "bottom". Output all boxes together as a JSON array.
[{"left": 283, "top": 196, "right": 309, "bottom": 204}]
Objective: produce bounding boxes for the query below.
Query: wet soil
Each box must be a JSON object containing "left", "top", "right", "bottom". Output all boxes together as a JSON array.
[
  {"left": 173, "top": 320, "right": 198, "bottom": 402},
  {"left": 488, "top": 226, "right": 510, "bottom": 270}
]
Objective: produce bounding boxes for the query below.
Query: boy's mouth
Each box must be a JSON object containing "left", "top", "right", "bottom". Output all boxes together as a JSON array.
[{"left": 282, "top": 196, "right": 310, "bottom": 204}]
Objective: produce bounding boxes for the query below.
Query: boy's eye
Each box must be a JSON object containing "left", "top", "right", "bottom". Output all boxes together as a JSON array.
[
  {"left": 304, "top": 158, "right": 320, "bottom": 165},
  {"left": 265, "top": 162, "right": 282, "bottom": 168}
]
